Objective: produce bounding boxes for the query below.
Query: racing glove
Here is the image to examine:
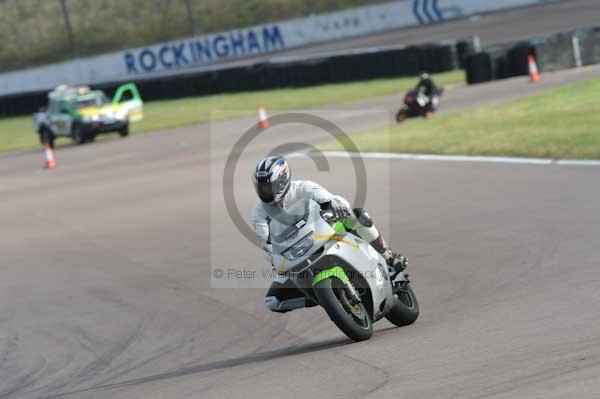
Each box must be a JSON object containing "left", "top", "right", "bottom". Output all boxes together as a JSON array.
[{"left": 329, "top": 198, "right": 350, "bottom": 219}]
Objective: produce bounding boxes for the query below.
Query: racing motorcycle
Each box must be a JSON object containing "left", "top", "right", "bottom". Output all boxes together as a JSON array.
[
  {"left": 269, "top": 198, "right": 419, "bottom": 341},
  {"left": 395, "top": 87, "right": 443, "bottom": 123}
]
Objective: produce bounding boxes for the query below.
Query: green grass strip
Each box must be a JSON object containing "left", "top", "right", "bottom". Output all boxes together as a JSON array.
[{"left": 324, "top": 76, "right": 600, "bottom": 159}]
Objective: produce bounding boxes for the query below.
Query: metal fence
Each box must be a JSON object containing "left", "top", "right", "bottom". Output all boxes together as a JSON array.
[{"left": 0, "top": 0, "right": 386, "bottom": 72}]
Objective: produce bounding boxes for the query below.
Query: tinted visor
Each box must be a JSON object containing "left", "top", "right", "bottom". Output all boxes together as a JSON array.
[
  {"left": 255, "top": 176, "right": 288, "bottom": 203},
  {"left": 256, "top": 178, "right": 274, "bottom": 203}
]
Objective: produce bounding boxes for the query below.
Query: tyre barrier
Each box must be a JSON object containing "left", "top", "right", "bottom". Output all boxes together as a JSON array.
[
  {"left": 0, "top": 43, "right": 456, "bottom": 117},
  {"left": 465, "top": 52, "right": 493, "bottom": 84},
  {"left": 456, "top": 40, "right": 475, "bottom": 69},
  {"left": 533, "top": 32, "right": 576, "bottom": 72},
  {"left": 506, "top": 43, "right": 535, "bottom": 76},
  {"left": 466, "top": 42, "right": 535, "bottom": 85},
  {"left": 577, "top": 27, "right": 600, "bottom": 66},
  {"left": 493, "top": 56, "right": 510, "bottom": 80}
]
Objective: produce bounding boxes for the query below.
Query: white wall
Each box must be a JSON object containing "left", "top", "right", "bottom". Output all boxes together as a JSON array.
[{"left": 0, "top": 0, "right": 543, "bottom": 97}]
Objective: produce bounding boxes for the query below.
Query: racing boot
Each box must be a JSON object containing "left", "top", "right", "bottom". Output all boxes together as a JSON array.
[
  {"left": 382, "top": 249, "right": 408, "bottom": 274},
  {"left": 370, "top": 235, "right": 408, "bottom": 274}
]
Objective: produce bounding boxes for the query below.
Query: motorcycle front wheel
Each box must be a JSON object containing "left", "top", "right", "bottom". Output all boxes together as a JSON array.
[
  {"left": 385, "top": 283, "right": 419, "bottom": 327},
  {"left": 395, "top": 109, "right": 408, "bottom": 123},
  {"left": 314, "top": 277, "right": 373, "bottom": 342}
]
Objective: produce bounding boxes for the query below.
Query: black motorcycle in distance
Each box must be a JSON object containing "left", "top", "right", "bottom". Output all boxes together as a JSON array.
[{"left": 395, "top": 87, "right": 443, "bottom": 123}]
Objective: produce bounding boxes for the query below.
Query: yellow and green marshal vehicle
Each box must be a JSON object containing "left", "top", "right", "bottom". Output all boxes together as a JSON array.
[{"left": 34, "top": 83, "right": 143, "bottom": 148}]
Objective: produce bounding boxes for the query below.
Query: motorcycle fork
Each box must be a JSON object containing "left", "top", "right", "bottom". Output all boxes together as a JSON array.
[{"left": 344, "top": 281, "right": 361, "bottom": 306}]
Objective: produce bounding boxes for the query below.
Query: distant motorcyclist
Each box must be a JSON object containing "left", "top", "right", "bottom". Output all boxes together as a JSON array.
[
  {"left": 416, "top": 72, "right": 438, "bottom": 97},
  {"left": 395, "top": 73, "right": 444, "bottom": 122},
  {"left": 251, "top": 156, "right": 408, "bottom": 313},
  {"left": 415, "top": 72, "right": 441, "bottom": 115}
]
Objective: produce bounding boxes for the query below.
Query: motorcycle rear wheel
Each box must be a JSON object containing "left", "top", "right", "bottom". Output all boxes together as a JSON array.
[
  {"left": 385, "top": 283, "right": 419, "bottom": 327},
  {"left": 314, "top": 277, "right": 373, "bottom": 342}
]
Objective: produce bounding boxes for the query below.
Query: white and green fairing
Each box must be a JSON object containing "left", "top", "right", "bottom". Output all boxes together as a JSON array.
[{"left": 269, "top": 199, "right": 395, "bottom": 321}]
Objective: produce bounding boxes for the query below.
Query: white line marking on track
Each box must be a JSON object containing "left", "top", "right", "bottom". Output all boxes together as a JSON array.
[{"left": 312, "top": 151, "right": 600, "bottom": 166}]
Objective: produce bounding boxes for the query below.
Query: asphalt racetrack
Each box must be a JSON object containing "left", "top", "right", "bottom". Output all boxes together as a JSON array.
[{"left": 2, "top": 61, "right": 600, "bottom": 399}]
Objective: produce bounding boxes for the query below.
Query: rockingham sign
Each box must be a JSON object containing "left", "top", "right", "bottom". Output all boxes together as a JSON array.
[
  {"left": 0, "top": 0, "right": 546, "bottom": 97},
  {"left": 123, "top": 26, "right": 285, "bottom": 75}
]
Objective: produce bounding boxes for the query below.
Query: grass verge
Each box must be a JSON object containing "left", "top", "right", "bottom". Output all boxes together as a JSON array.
[
  {"left": 323, "top": 76, "right": 600, "bottom": 159},
  {"left": 0, "top": 71, "right": 463, "bottom": 153}
]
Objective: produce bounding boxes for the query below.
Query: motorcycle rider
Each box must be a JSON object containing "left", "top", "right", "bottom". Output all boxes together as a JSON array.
[
  {"left": 251, "top": 156, "right": 408, "bottom": 313},
  {"left": 415, "top": 72, "right": 440, "bottom": 115}
]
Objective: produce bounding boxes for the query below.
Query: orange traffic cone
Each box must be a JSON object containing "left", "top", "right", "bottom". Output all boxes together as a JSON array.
[
  {"left": 258, "top": 103, "right": 270, "bottom": 129},
  {"left": 528, "top": 55, "right": 540, "bottom": 82},
  {"left": 44, "top": 143, "right": 56, "bottom": 169}
]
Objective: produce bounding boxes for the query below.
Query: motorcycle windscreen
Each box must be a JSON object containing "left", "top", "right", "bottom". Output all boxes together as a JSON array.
[{"left": 269, "top": 199, "right": 311, "bottom": 244}]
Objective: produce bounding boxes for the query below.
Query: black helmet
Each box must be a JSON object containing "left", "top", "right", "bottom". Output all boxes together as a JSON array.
[{"left": 252, "top": 156, "right": 291, "bottom": 204}]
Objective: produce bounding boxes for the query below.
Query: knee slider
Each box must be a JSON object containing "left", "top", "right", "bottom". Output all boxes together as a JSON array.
[
  {"left": 265, "top": 296, "right": 282, "bottom": 312},
  {"left": 353, "top": 208, "right": 373, "bottom": 228}
]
